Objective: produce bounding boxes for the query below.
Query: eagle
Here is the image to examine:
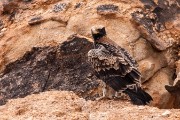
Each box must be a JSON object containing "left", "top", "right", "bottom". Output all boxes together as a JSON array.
[{"left": 88, "top": 25, "right": 153, "bottom": 105}]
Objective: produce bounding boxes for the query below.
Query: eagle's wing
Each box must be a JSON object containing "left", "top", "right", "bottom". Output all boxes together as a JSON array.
[
  {"left": 88, "top": 45, "right": 141, "bottom": 91},
  {"left": 119, "top": 47, "right": 138, "bottom": 68}
]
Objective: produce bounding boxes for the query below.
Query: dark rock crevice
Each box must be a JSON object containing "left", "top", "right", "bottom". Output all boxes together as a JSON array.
[{"left": 0, "top": 35, "right": 99, "bottom": 105}]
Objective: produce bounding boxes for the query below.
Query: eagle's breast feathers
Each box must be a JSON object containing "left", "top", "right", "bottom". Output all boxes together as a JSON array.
[
  {"left": 88, "top": 43, "right": 141, "bottom": 88},
  {"left": 89, "top": 26, "right": 153, "bottom": 105}
]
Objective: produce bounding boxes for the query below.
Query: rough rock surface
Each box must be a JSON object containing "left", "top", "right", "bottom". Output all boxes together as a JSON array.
[
  {"left": 0, "top": 0, "right": 179, "bottom": 117},
  {"left": 97, "top": 4, "right": 119, "bottom": 15},
  {"left": 144, "top": 68, "right": 174, "bottom": 108},
  {"left": 132, "top": 0, "right": 180, "bottom": 51},
  {"left": 165, "top": 51, "right": 180, "bottom": 108},
  {"left": 0, "top": 91, "right": 180, "bottom": 120}
]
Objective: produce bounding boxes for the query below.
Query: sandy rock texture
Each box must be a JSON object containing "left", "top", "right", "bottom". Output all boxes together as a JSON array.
[
  {"left": 0, "top": 0, "right": 179, "bottom": 116},
  {"left": 0, "top": 91, "right": 180, "bottom": 120}
]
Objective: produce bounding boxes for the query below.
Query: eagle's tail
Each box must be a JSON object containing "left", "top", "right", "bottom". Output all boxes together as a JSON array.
[{"left": 123, "top": 88, "right": 153, "bottom": 105}]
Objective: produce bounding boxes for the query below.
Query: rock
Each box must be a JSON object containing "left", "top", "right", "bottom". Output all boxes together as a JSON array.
[
  {"left": 176, "top": 60, "right": 180, "bottom": 74},
  {"left": 139, "top": 59, "right": 155, "bottom": 82},
  {"left": 148, "top": 32, "right": 175, "bottom": 51},
  {"left": 137, "top": 106, "right": 145, "bottom": 110},
  {"left": 23, "top": 0, "right": 32, "bottom": 2},
  {"left": 1, "top": 28, "right": 7, "bottom": 32},
  {"left": 28, "top": 16, "right": 45, "bottom": 25},
  {"left": 138, "top": 53, "right": 168, "bottom": 82},
  {"left": 161, "top": 110, "right": 171, "bottom": 117},
  {"left": 144, "top": 68, "right": 174, "bottom": 108},
  {"left": 0, "top": 35, "right": 100, "bottom": 105},
  {"left": 131, "top": 0, "right": 179, "bottom": 51},
  {"left": 97, "top": 4, "right": 119, "bottom": 15},
  {"left": 165, "top": 60, "right": 180, "bottom": 108},
  {"left": 0, "top": 91, "right": 180, "bottom": 120},
  {"left": 0, "top": 32, "right": 4, "bottom": 38},
  {"left": 0, "top": 0, "right": 179, "bottom": 110},
  {"left": 74, "top": 3, "right": 82, "bottom": 9},
  {"left": 53, "top": 2, "right": 69, "bottom": 13},
  {"left": 133, "top": 38, "right": 153, "bottom": 61},
  {"left": 2, "top": 1, "right": 18, "bottom": 14},
  {"left": 89, "top": 112, "right": 108, "bottom": 120},
  {"left": 0, "top": 20, "right": 4, "bottom": 30}
]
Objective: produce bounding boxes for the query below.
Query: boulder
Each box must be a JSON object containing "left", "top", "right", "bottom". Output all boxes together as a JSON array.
[{"left": 144, "top": 68, "right": 174, "bottom": 108}]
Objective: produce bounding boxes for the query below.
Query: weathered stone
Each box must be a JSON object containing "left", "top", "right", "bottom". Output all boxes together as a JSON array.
[
  {"left": 2, "top": 1, "right": 18, "bottom": 14},
  {"left": 23, "top": 0, "right": 32, "bottom": 2},
  {"left": 74, "top": 3, "right": 82, "bottom": 9},
  {"left": 133, "top": 38, "right": 153, "bottom": 61},
  {"left": 1, "top": 28, "right": 7, "bottom": 32},
  {"left": 139, "top": 59, "right": 155, "bottom": 82},
  {"left": 0, "top": 0, "right": 179, "bottom": 110},
  {"left": 131, "top": 0, "right": 179, "bottom": 51},
  {"left": 144, "top": 68, "right": 174, "bottom": 108},
  {"left": 28, "top": 16, "right": 45, "bottom": 25},
  {"left": 1, "top": 91, "right": 180, "bottom": 120},
  {"left": 0, "top": 35, "right": 99, "bottom": 105},
  {"left": 165, "top": 60, "right": 180, "bottom": 108},
  {"left": 0, "top": 20, "right": 4, "bottom": 30},
  {"left": 53, "top": 3, "right": 69, "bottom": 13},
  {"left": 0, "top": 32, "right": 4, "bottom": 38},
  {"left": 97, "top": 4, "right": 118, "bottom": 15},
  {"left": 138, "top": 51, "right": 168, "bottom": 83},
  {"left": 161, "top": 110, "right": 171, "bottom": 117},
  {"left": 176, "top": 60, "right": 180, "bottom": 74},
  {"left": 148, "top": 32, "right": 175, "bottom": 51}
]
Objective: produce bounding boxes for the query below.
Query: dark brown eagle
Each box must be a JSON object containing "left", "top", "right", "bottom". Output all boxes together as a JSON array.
[{"left": 88, "top": 25, "right": 153, "bottom": 105}]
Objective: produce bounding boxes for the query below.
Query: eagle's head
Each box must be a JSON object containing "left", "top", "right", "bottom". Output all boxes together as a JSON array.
[{"left": 91, "top": 25, "right": 106, "bottom": 41}]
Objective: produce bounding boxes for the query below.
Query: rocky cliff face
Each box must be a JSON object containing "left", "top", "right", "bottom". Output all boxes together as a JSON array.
[{"left": 0, "top": 0, "right": 179, "bottom": 118}]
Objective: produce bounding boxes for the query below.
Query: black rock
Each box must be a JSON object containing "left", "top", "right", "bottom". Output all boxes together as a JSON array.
[
  {"left": 0, "top": 35, "right": 99, "bottom": 105},
  {"left": 28, "top": 16, "right": 44, "bottom": 25},
  {"left": 97, "top": 4, "right": 119, "bottom": 15},
  {"left": 53, "top": 3, "right": 68, "bottom": 13}
]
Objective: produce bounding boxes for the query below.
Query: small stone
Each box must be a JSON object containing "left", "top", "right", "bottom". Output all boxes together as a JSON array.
[
  {"left": 161, "top": 110, "right": 171, "bottom": 117},
  {"left": 1, "top": 28, "right": 7, "bottom": 32},
  {"left": 23, "top": 0, "right": 32, "bottom": 2},
  {"left": 137, "top": 106, "right": 145, "bottom": 110},
  {"left": 75, "top": 3, "right": 81, "bottom": 9},
  {"left": 2, "top": 1, "right": 18, "bottom": 14},
  {"left": 53, "top": 3, "right": 68, "bottom": 13},
  {"left": 139, "top": 60, "right": 155, "bottom": 82},
  {"left": 97, "top": 4, "right": 118, "bottom": 15},
  {"left": 28, "top": 16, "right": 45, "bottom": 25},
  {"left": 0, "top": 32, "right": 4, "bottom": 38},
  {"left": 0, "top": 20, "right": 4, "bottom": 30}
]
